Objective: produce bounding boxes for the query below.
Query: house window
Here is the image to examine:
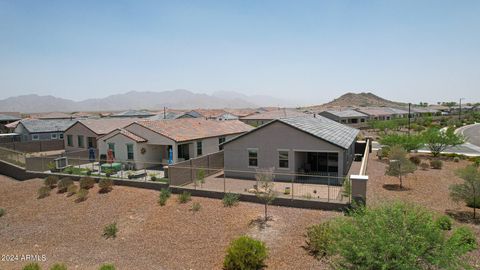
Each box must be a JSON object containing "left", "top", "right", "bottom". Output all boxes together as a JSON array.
[
  {"left": 59, "top": 133, "right": 64, "bottom": 139},
  {"left": 126, "top": 144, "right": 134, "bottom": 160},
  {"left": 78, "top": 135, "right": 84, "bottom": 148},
  {"left": 278, "top": 150, "right": 289, "bottom": 169},
  {"left": 218, "top": 137, "right": 226, "bottom": 150},
  {"left": 248, "top": 149, "right": 258, "bottom": 167},
  {"left": 51, "top": 133, "right": 57, "bottom": 140},
  {"left": 32, "top": 134, "right": 39, "bottom": 141},
  {"left": 108, "top": 143, "right": 115, "bottom": 157},
  {"left": 196, "top": 141, "right": 203, "bottom": 156},
  {"left": 87, "top": 137, "right": 95, "bottom": 148},
  {"left": 67, "top": 135, "right": 73, "bottom": 146}
]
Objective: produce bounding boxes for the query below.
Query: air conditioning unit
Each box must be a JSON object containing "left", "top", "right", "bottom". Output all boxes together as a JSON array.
[{"left": 55, "top": 157, "right": 68, "bottom": 170}]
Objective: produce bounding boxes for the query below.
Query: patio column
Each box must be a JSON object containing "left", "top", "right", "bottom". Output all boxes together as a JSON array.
[{"left": 350, "top": 175, "right": 368, "bottom": 206}]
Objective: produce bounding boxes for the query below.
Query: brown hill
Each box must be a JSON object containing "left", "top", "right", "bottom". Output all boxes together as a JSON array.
[{"left": 308, "top": 92, "right": 405, "bottom": 111}]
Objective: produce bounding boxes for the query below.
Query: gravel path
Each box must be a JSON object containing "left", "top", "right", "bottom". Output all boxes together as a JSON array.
[{"left": 0, "top": 175, "right": 338, "bottom": 270}]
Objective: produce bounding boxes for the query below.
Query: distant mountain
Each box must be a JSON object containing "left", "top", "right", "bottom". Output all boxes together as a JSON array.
[
  {"left": 212, "top": 91, "right": 296, "bottom": 107},
  {"left": 307, "top": 92, "right": 406, "bottom": 111},
  {"left": 0, "top": 90, "right": 288, "bottom": 113}
]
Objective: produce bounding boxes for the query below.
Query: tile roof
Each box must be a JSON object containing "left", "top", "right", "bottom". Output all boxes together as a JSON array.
[
  {"left": 240, "top": 109, "right": 307, "bottom": 120},
  {"left": 75, "top": 118, "right": 138, "bottom": 135},
  {"left": 136, "top": 118, "right": 254, "bottom": 142},
  {"left": 118, "top": 129, "right": 147, "bottom": 142},
  {"left": 111, "top": 110, "right": 155, "bottom": 117},
  {"left": 4, "top": 119, "right": 23, "bottom": 129},
  {"left": 0, "top": 114, "right": 21, "bottom": 121},
  {"left": 224, "top": 108, "right": 257, "bottom": 117},
  {"left": 354, "top": 107, "right": 400, "bottom": 116},
  {"left": 19, "top": 119, "right": 76, "bottom": 133},
  {"left": 34, "top": 112, "right": 74, "bottom": 119},
  {"left": 322, "top": 109, "right": 368, "bottom": 118}
]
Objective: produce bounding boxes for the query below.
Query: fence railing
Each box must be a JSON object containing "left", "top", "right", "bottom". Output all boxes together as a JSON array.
[{"left": 0, "top": 146, "right": 26, "bottom": 167}]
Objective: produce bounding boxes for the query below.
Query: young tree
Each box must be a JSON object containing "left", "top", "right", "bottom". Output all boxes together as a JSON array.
[
  {"left": 423, "top": 127, "right": 464, "bottom": 157},
  {"left": 255, "top": 168, "right": 276, "bottom": 222},
  {"left": 450, "top": 165, "right": 480, "bottom": 219},
  {"left": 379, "top": 133, "right": 424, "bottom": 152},
  {"left": 385, "top": 145, "right": 417, "bottom": 189},
  {"left": 195, "top": 168, "right": 206, "bottom": 188}
]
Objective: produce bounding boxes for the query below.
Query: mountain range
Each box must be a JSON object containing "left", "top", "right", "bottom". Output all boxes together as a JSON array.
[{"left": 0, "top": 90, "right": 295, "bottom": 113}]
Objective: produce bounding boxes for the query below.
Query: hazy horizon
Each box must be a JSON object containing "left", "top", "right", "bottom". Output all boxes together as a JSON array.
[{"left": 1, "top": 1, "right": 479, "bottom": 105}]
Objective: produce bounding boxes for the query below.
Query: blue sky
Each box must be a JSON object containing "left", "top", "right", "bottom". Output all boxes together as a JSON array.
[{"left": 0, "top": 0, "right": 479, "bottom": 105}]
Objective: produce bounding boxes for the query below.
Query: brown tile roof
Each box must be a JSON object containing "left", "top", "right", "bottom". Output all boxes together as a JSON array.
[
  {"left": 118, "top": 129, "right": 147, "bottom": 142},
  {"left": 240, "top": 109, "right": 307, "bottom": 120},
  {"left": 76, "top": 118, "right": 138, "bottom": 135},
  {"left": 135, "top": 119, "right": 253, "bottom": 142},
  {"left": 224, "top": 108, "right": 258, "bottom": 117},
  {"left": 193, "top": 109, "right": 229, "bottom": 118}
]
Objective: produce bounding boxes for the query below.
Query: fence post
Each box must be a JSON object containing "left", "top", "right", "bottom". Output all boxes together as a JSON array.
[
  {"left": 327, "top": 177, "right": 330, "bottom": 202},
  {"left": 223, "top": 171, "right": 226, "bottom": 193},
  {"left": 291, "top": 177, "right": 294, "bottom": 200},
  {"left": 350, "top": 175, "right": 368, "bottom": 206}
]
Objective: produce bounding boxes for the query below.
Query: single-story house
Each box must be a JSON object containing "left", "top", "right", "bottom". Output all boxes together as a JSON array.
[
  {"left": 97, "top": 118, "right": 254, "bottom": 169},
  {"left": 63, "top": 118, "right": 137, "bottom": 152},
  {"left": 222, "top": 115, "right": 359, "bottom": 184},
  {"left": 14, "top": 119, "right": 76, "bottom": 142},
  {"left": 192, "top": 109, "right": 239, "bottom": 121},
  {"left": 240, "top": 109, "right": 308, "bottom": 126},
  {"left": 354, "top": 107, "right": 407, "bottom": 120},
  {"left": 319, "top": 109, "right": 368, "bottom": 124}
]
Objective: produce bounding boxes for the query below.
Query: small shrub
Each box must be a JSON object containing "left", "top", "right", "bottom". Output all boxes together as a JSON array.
[
  {"left": 158, "top": 188, "right": 171, "bottom": 206},
  {"left": 223, "top": 193, "right": 240, "bottom": 207},
  {"left": 66, "top": 184, "right": 78, "bottom": 197},
  {"left": 191, "top": 202, "right": 201, "bottom": 212},
  {"left": 76, "top": 188, "right": 89, "bottom": 202},
  {"left": 420, "top": 162, "right": 429, "bottom": 170},
  {"left": 434, "top": 215, "right": 452, "bottom": 231},
  {"left": 79, "top": 177, "right": 95, "bottom": 189},
  {"left": 409, "top": 156, "right": 421, "bottom": 166},
  {"left": 448, "top": 226, "right": 477, "bottom": 253},
  {"left": 453, "top": 157, "right": 460, "bottom": 163},
  {"left": 178, "top": 191, "right": 191, "bottom": 204},
  {"left": 38, "top": 186, "right": 51, "bottom": 199},
  {"left": 44, "top": 175, "right": 59, "bottom": 188},
  {"left": 23, "top": 263, "right": 41, "bottom": 270},
  {"left": 430, "top": 159, "right": 443, "bottom": 169},
  {"left": 98, "top": 264, "right": 115, "bottom": 270},
  {"left": 99, "top": 178, "right": 114, "bottom": 193},
  {"left": 223, "top": 236, "right": 268, "bottom": 270},
  {"left": 57, "top": 177, "right": 74, "bottom": 193},
  {"left": 104, "top": 168, "right": 115, "bottom": 177},
  {"left": 306, "top": 221, "right": 335, "bottom": 257},
  {"left": 50, "top": 263, "right": 67, "bottom": 270},
  {"left": 103, "top": 222, "right": 118, "bottom": 239},
  {"left": 0, "top": 208, "right": 4, "bottom": 217}
]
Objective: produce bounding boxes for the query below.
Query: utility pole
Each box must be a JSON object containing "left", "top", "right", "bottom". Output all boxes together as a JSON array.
[
  {"left": 408, "top": 103, "right": 411, "bottom": 136},
  {"left": 164, "top": 106, "right": 166, "bottom": 119},
  {"left": 459, "top": 98, "right": 465, "bottom": 122}
]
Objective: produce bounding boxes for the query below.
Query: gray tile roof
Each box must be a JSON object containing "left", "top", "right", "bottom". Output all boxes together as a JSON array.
[
  {"left": 279, "top": 116, "right": 359, "bottom": 149},
  {"left": 323, "top": 109, "right": 368, "bottom": 118},
  {"left": 111, "top": 110, "right": 155, "bottom": 117},
  {"left": 0, "top": 114, "right": 21, "bottom": 121},
  {"left": 20, "top": 119, "right": 76, "bottom": 133}
]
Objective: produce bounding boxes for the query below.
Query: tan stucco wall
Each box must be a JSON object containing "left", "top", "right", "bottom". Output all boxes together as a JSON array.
[{"left": 64, "top": 123, "right": 98, "bottom": 151}]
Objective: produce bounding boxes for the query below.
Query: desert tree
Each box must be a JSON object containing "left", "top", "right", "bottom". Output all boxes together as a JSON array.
[
  {"left": 255, "top": 168, "right": 276, "bottom": 222},
  {"left": 423, "top": 127, "right": 464, "bottom": 157},
  {"left": 385, "top": 145, "right": 417, "bottom": 189},
  {"left": 195, "top": 168, "right": 206, "bottom": 189},
  {"left": 450, "top": 165, "right": 480, "bottom": 219}
]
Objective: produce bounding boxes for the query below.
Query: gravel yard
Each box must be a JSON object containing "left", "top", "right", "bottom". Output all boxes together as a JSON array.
[{"left": 0, "top": 175, "right": 339, "bottom": 270}]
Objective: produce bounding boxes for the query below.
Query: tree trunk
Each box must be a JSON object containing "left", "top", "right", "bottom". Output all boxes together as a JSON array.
[{"left": 264, "top": 203, "right": 268, "bottom": 222}]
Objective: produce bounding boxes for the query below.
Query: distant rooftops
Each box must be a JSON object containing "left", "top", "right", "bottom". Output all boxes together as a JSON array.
[
  {"left": 71, "top": 118, "right": 138, "bottom": 135},
  {"left": 240, "top": 109, "right": 307, "bottom": 120},
  {"left": 322, "top": 109, "right": 368, "bottom": 118},
  {"left": 0, "top": 114, "right": 21, "bottom": 122},
  {"left": 19, "top": 119, "right": 76, "bottom": 133},
  {"left": 111, "top": 110, "right": 155, "bottom": 118}
]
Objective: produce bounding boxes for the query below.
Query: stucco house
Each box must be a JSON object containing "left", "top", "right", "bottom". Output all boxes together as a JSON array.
[
  {"left": 14, "top": 119, "right": 76, "bottom": 142},
  {"left": 240, "top": 109, "right": 308, "bottom": 126},
  {"left": 97, "top": 118, "right": 253, "bottom": 169},
  {"left": 319, "top": 109, "right": 368, "bottom": 125},
  {"left": 222, "top": 115, "right": 359, "bottom": 184}
]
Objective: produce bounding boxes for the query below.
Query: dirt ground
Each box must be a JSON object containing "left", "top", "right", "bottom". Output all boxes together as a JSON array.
[
  {"left": 0, "top": 175, "right": 339, "bottom": 270},
  {"left": 367, "top": 151, "right": 480, "bottom": 266}
]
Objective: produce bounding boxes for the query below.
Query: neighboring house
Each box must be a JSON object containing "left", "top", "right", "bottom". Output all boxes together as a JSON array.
[
  {"left": 110, "top": 110, "right": 155, "bottom": 118},
  {"left": 409, "top": 107, "right": 439, "bottom": 117},
  {"left": 0, "top": 113, "right": 21, "bottom": 133},
  {"left": 222, "top": 115, "right": 359, "bottom": 183},
  {"left": 97, "top": 119, "right": 253, "bottom": 169},
  {"left": 319, "top": 110, "right": 368, "bottom": 124},
  {"left": 32, "top": 112, "right": 74, "bottom": 120},
  {"left": 192, "top": 109, "right": 239, "bottom": 121},
  {"left": 63, "top": 118, "right": 137, "bottom": 152},
  {"left": 14, "top": 119, "right": 76, "bottom": 142},
  {"left": 240, "top": 109, "right": 308, "bottom": 126},
  {"left": 354, "top": 107, "right": 405, "bottom": 121},
  {"left": 224, "top": 108, "right": 258, "bottom": 118}
]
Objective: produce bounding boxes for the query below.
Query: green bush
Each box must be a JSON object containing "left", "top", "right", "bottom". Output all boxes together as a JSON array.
[
  {"left": 223, "top": 236, "right": 268, "bottom": 270},
  {"left": 191, "top": 202, "right": 201, "bottom": 212},
  {"left": 50, "top": 263, "right": 67, "bottom": 270},
  {"left": 306, "top": 221, "right": 335, "bottom": 257},
  {"left": 99, "top": 178, "right": 114, "bottom": 193},
  {"left": 79, "top": 177, "right": 95, "bottom": 189},
  {"left": 223, "top": 193, "right": 240, "bottom": 207},
  {"left": 448, "top": 226, "right": 477, "bottom": 253},
  {"left": 44, "top": 175, "right": 59, "bottom": 188},
  {"left": 66, "top": 184, "right": 78, "bottom": 197},
  {"left": 420, "top": 162, "right": 429, "bottom": 170},
  {"left": 57, "top": 177, "right": 74, "bottom": 193},
  {"left": 178, "top": 191, "right": 191, "bottom": 204},
  {"left": 104, "top": 168, "right": 115, "bottom": 177},
  {"left": 158, "top": 188, "right": 171, "bottom": 206},
  {"left": 430, "top": 159, "right": 443, "bottom": 169},
  {"left": 434, "top": 215, "right": 452, "bottom": 230},
  {"left": 98, "top": 264, "right": 115, "bottom": 270},
  {"left": 38, "top": 186, "right": 51, "bottom": 199},
  {"left": 0, "top": 208, "right": 4, "bottom": 217},
  {"left": 23, "top": 263, "right": 41, "bottom": 270},
  {"left": 76, "top": 188, "right": 89, "bottom": 202},
  {"left": 409, "top": 156, "right": 421, "bottom": 166},
  {"left": 103, "top": 222, "right": 118, "bottom": 239},
  {"left": 453, "top": 157, "right": 460, "bottom": 163}
]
